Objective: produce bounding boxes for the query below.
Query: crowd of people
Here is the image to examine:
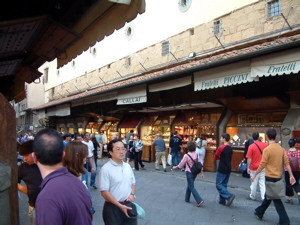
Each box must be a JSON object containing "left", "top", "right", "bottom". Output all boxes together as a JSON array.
[{"left": 16, "top": 127, "right": 300, "bottom": 225}]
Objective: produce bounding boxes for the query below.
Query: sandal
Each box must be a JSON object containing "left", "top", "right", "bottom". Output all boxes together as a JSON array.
[{"left": 196, "top": 201, "right": 204, "bottom": 207}]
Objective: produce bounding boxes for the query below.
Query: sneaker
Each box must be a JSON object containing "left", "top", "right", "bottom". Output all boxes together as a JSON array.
[
  {"left": 254, "top": 210, "right": 263, "bottom": 220},
  {"left": 246, "top": 196, "right": 256, "bottom": 201},
  {"left": 219, "top": 200, "right": 226, "bottom": 205},
  {"left": 285, "top": 199, "right": 294, "bottom": 205},
  {"left": 164, "top": 169, "right": 167, "bottom": 172},
  {"left": 141, "top": 166, "right": 145, "bottom": 170},
  {"left": 132, "top": 167, "right": 135, "bottom": 170},
  {"left": 181, "top": 168, "right": 185, "bottom": 172},
  {"left": 226, "top": 194, "right": 235, "bottom": 206},
  {"left": 91, "top": 185, "right": 98, "bottom": 189}
]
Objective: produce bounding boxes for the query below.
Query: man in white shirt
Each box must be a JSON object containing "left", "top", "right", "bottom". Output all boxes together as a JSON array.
[
  {"left": 82, "top": 132, "right": 97, "bottom": 189},
  {"left": 99, "top": 139, "right": 137, "bottom": 225}
]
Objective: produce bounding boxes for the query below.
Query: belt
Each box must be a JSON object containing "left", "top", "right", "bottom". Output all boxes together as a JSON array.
[{"left": 119, "top": 200, "right": 128, "bottom": 204}]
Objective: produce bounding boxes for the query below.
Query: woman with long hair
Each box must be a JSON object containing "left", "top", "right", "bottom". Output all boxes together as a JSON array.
[{"left": 63, "top": 141, "right": 88, "bottom": 180}]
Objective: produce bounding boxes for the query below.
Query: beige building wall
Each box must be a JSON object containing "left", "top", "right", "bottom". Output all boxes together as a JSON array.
[{"left": 38, "top": 0, "right": 300, "bottom": 102}]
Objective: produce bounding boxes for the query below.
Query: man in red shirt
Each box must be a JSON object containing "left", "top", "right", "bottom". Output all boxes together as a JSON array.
[{"left": 246, "top": 132, "right": 268, "bottom": 201}]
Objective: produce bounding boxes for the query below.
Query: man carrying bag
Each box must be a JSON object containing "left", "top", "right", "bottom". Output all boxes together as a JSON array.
[{"left": 251, "top": 128, "right": 295, "bottom": 225}]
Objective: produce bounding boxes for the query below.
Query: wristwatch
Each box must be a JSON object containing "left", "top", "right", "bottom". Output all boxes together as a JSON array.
[{"left": 131, "top": 193, "right": 136, "bottom": 198}]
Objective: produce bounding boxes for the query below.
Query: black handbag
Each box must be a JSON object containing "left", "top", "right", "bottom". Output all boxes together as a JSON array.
[{"left": 123, "top": 201, "right": 137, "bottom": 217}]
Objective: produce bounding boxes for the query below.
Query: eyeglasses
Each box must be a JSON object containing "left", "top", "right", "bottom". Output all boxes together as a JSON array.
[{"left": 114, "top": 147, "right": 126, "bottom": 152}]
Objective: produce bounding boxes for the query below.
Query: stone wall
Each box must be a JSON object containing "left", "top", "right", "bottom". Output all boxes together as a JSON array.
[{"left": 50, "top": 0, "right": 300, "bottom": 100}]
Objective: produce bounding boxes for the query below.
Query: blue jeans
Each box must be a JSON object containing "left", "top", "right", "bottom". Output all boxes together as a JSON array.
[
  {"left": 171, "top": 152, "right": 181, "bottom": 167},
  {"left": 216, "top": 172, "right": 232, "bottom": 201},
  {"left": 81, "top": 167, "right": 89, "bottom": 188},
  {"left": 85, "top": 158, "right": 97, "bottom": 186},
  {"left": 185, "top": 171, "right": 203, "bottom": 204}
]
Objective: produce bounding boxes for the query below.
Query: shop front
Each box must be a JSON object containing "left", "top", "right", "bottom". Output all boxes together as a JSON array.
[
  {"left": 140, "top": 113, "right": 176, "bottom": 162},
  {"left": 117, "top": 114, "right": 144, "bottom": 138},
  {"left": 225, "top": 111, "right": 287, "bottom": 171},
  {"left": 99, "top": 119, "right": 119, "bottom": 142},
  {"left": 172, "top": 108, "right": 223, "bottom": 171}
]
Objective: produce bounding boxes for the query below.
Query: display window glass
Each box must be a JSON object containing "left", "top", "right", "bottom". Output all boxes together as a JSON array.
[{"left": 226, "top": 112, "right": 287, "bottom": 148}]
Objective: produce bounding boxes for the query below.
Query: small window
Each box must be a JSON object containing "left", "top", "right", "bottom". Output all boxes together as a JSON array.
[
  {"left": 44, "top": 68, "right": 49, "bottom": 83},
  {"left": 178, "top": 0, "right": 192, "bottom": 13},
  {"left": 161, "top": 41, "right": 170, "bottom": 56},
  {"left": 72, "top": 60, "right": 75, "bottom": 69},
  {"left": 189, "top": 28, "right": 194, "bottom": 36},
  {"left": 90, "top": 47, "right": 97, "bottom": 57},
  {"left": 107, "top": 64, "right": 111, "bottom": 69},
  {"left": 56, "top": 69, "right": 60, "bottom": 77},
  {"left": 267, "top": 0, "right": 280, "bottom": 18},
  {"left": 125, "top": 24, "right": 134, "bottom": 40},
  {"left": 213, "top": 19, "right": 222, "bottom": 35},
  {"left": 126, "top": 57, "right": 131, "bottom": 67}
]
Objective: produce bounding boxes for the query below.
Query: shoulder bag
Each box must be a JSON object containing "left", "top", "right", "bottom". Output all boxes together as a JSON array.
[{"left": 265, "top": 149, "right": 285, "bottom": 200}]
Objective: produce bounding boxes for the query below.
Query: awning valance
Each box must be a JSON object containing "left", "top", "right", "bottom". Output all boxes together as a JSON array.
[
  {"left": 251, "top": 48, "right": 300, "bottom": 77},
  {"left": 117, "top": 84, "right": 146, "bottom": 105},
  {"left": 47, "top": 103, "right": 70, "bottom": 117},
  {"left": 149, "top": 76, "right": 192, "bottom": 92},
  {"left": 194, "top": 61, "right": 256, "bottom": 91},
  {"left": 71, "top": 92, "right": 118, "bottom": 107},
  {"left": 118, "top": 114, "right": 143, "bottom": 128}
]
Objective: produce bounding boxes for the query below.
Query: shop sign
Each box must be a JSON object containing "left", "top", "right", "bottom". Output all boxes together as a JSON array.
[
  {"left": 117, "top": 96, "right": 147, "bottom": 105},
  {"left": 197, "top": 72, "right": 255, "bottom": 90},
  {"left": 251, "top": 60, "right": 300, "bottom": 77}
]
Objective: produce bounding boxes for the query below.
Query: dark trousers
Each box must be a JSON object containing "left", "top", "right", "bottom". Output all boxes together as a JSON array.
[
  {"left": 285, "top": 171, "right": 300, "bottom": 196},
  {"left": 134, "top": 151, "right": 144, "bottom": 170},
  {"left": 103, "top": 201, "right": 137, "bottom": 225},
  {"left": 255, "top": 177, "right": 290, "bottom": 225}
]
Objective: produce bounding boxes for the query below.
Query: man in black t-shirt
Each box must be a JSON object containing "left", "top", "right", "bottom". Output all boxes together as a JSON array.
[
  {"left": 18, "top": 140, "right": 43, "bottom": 225},
  {"left": 169, "top": 131, "right": 183, "bottom": 169}
]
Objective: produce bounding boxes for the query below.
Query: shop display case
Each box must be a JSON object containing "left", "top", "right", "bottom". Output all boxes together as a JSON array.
[
  {"left": 226, "top": 111, "right": 287, "bottom": 171},
  {"left": 100, "top": 121, "right": 119, "bottom": 142},
  {"left": 85, "top": 122, "right": 94, "bottom": 133}
]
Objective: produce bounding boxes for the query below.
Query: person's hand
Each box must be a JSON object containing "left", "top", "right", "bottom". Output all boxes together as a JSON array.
[
  {"left": 126, "top": 195, "right": 135, "bottom": 202},
  {"left": 250, "top": 175, "right": 256, "bottom": 182},
  {"left": 120, "top": 204, "right": 131, "bottom": 218},
  {"left": 200, "top": 173, "right": 205, "bottom": 180},
  {"left": 247, "top": 169, "right": 250, "bottom": 174},
  {"left": 290, "top": 176, "right": 296, "bottom": 185},
  {"left": 91, "top": 168, "right": 96, "bottom": 173}
]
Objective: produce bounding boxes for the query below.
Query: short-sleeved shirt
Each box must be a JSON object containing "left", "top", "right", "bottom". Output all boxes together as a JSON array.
[
  {"left": 18, "top": 163, "right": 42, "bottom": 206},
  {"left": 35, "top": 167, "right": 92, "bottom": 225},
  {"left": 214, "top": 144, "right": 233, "bottom": 174},
  {"left": 246, "top": 141, "right": 268, "bottom": 170},
  {"left": 99, "top": 159, "right": 136, "bottom": 202},
  {"left": 82, "top": 140, "right": 94, "bottom": 158},
  {"left": 152, "top": 138, "right": 166, "bottom": 152},
  {"left": 169, "top": 136, "right": 182, "bottom": 153}
]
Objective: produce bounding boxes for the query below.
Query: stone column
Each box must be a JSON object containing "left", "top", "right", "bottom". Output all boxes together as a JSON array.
[{"left": 0, "top": 93, "right": 19, "bottom": 225}]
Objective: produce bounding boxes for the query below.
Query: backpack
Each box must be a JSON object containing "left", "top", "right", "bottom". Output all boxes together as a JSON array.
[
  {"left": 186, "top": 154, "right": 203, "bottom": 175},
  {"left": 289, "top": 151, "right": 299, "bottom": 171}
]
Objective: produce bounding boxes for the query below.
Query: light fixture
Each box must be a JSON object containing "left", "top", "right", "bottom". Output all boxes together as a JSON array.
[{"left": 188, "top": 52, "right": 196, "bottom": 58}]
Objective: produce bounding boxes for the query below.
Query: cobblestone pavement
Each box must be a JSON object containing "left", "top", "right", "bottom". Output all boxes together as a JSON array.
[{"left": 19, "top": 157, "right": 300, "bottom": 225}]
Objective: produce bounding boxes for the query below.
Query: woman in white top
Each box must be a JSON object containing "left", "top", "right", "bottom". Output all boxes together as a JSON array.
[{"left": 195, "top": 134, "right": 207, "bottom": 165}]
